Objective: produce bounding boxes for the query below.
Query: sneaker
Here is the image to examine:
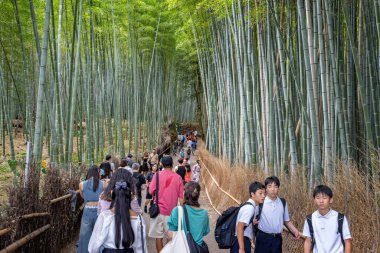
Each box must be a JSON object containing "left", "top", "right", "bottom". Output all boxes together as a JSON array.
[{"left": 144, "top": 205, "right": 148, "bottom": 213}]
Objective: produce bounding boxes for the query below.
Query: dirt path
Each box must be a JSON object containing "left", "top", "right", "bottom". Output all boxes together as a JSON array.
[
  {"left": 143, "top": 152, "right": 228, "bottom": 253},
  {"left": 60, "top": 151, "right": 227, "bottom": 253}
]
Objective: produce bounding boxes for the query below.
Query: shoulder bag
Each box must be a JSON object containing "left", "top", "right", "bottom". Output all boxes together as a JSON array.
[
  {"left": 149, "top": 172, "right": 160, "bottom": 218},
  {"left": 183, "top": 205, "right": 209, "bottom": 253},
  {"left": 160, "top": 206, "right": 190, "bottom": 253}
]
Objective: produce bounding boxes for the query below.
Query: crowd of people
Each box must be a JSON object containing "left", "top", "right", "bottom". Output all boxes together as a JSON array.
[
  {"left": 77, "top": 135, "right": 352, "bottom": 253},
  {"left": 77, "top": 136, "right": 206, "bottom": 253}
]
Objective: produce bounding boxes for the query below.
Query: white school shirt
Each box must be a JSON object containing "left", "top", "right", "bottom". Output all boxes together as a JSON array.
[
  {"left": 234, "top": 198, "right": 258, "bottom": 240},
  {"left": 303, "top": 209, "right": 352, "bottom": 253},
  {"left": 88, "top": 210, "right": 148, "bottom": 253},
  {"left": 258, "top": 196, "right": 290, "bottom": 234}
]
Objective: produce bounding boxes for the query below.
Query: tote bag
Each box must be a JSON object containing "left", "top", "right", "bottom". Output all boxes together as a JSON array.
[{"left": 160, "top": 206, "right": 190, "bottom": 253}]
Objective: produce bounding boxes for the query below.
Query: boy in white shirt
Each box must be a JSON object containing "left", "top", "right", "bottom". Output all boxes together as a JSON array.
[
  {"left": 255, "top": 176, "right": 300, "bottom": 253},
  {"left": 231, "top": 182, "right": 266, "bottom": 253},
  {"left": 303, "top": 185, "right": 352, "bottom": 253}
]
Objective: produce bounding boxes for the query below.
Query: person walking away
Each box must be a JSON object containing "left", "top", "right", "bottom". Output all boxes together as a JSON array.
[
  {"left": 173, "top": 140, "right": 179, "bottom": 156},
  {"left": 191, "top": 139, "right": 197, "bottom": 155},
  {"left": 132, "top": 163, "right": 146, "bottom": 207},
  {"left": 167, "top": 182, "right": 210, "bottom": 250},
  {"left": 230, "top": 182, "right": 265, "bottom": 253},
  {"left": 148, "top": 156, "right": 184, "bottom": 253},
  {"left": 144, "top": 163, "right": 157, "bottom": 213},
  {"left": 88, "top": 176, "right": 148, "bottom": 253},
  {"left": 254, "top": 176, "right": 300, "bottom": 253},
  {"left": 179, "top": 148, "right": 185, "bottom": 159},
  {"left": 127, "top": 154, "right": 134, "bottom": 167},
  {"left": 103, "top": 169, "right": 143, "bottom": 215},
  {"left": 187, "top": 139, "right": 193, "bottom": 150},
  {"left": 192, "top": 160, "right": 201, "bottom": 183},
  {"left": 175, "top": 158, "right": 186, "bottom": 184},
  {"left": 105, "top": 154, "right": 115, "bottom": 173},
  {"left": 97, "top": 163, "right": 112, "bottom": 215},
  {"left": 141, "top": 152, "right": 150, "bottom": 176},
  {"left": 186, "top": 147, "right": 191, "bottom": 160},
  {"left": 303, "top": 185, "right": 352, "bottom": 253},
  {"left": 100, "top": 162, "right": 112, "bottom": 180},
  {"left": 119, "top": 158, "right": 133, "bottom": 174},
  {"left": 78, "top": 166, "right": 104, "bottom": 253},
  {"left": 184, "top": 164, "right": 192, "bottom": 184}
]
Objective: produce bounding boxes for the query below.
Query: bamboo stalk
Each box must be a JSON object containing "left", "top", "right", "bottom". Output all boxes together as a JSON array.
[
  {"left": 0, "top": 224, "right": 50, "bottom": 253},
  {"left": 20, "top": 212, "right": 50, "bottom": 220},
  {"left": 0, "top": 228, "right": 11, "bottom": 237},
  {"left": 50, "top": 190, "right": 79, "bottom": 204}
]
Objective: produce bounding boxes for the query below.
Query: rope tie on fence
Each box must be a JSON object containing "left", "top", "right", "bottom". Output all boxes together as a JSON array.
[{"left": 199, "top": 160, "right": 241, "bottom": 205}]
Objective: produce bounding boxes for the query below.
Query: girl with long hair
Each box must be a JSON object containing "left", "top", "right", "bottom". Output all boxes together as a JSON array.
[
  {"left": 88, "top": 171, "right": 148, "bottom": 253},
  {"left": 167, "top": 182, "right": 210, "bottom": 249},
  {"left": 78, "top": 166, "right": 105, "bottom": 253}
]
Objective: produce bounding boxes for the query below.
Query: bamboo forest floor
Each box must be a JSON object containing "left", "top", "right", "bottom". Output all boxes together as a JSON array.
[{"left": 59, "top": 151, "right": 227, "bottom": 253}]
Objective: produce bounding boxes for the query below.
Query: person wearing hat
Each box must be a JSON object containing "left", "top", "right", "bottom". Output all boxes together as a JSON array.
[{"left": 148, "top": 156, "right": 184, "bottom": 253}]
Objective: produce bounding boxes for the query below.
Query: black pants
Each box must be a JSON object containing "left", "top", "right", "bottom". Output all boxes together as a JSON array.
[
  {"left": 254, "top": 230, "right": 282, "bottom": 253},
  {"left": 102, "top": 248, "right": 134, "bottom": 253},
  {"left": 230, "top": 236, "right": 252, "bottom": 253}
]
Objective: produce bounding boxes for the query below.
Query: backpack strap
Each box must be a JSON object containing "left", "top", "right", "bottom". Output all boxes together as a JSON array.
[
  {"left": 337, "top": 213, "right": 345, "bottom": 249},
  {"left": 139, "top": 215, "right": 146, "bottom": 253},
  {"left": 256, "top": 203, "right": 263, "bottom": 221},
  {"left": 280, "top": 198, "right": 286, "bottom": 212},
  {"left": 306, "top": 214, "right": 314, "bottom": 250},
  {"left": 241, "top": 202, "right": 254, "bottom": 230}
]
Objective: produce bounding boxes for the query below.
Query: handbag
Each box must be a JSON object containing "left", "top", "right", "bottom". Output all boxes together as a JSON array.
[
  {"left": 183, "top": 205, "right": 209, "bottom": 253},
  {"left": 160, "top": 206, "right": 190, "bottom": 253},
  {"left": 149, "top": 172, "right": 160, "bottom": 218}
]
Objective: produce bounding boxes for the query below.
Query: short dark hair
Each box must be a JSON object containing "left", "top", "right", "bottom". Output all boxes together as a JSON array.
[
  {"left": 249, "top": 181, "right": 265, "bottom": 194},
  {"left": 106, "top": 154, "right": 112, "bottom": 161},
  {"left": 120, "top": 158, "right": 128, "bottom": 168},
  {"left": 161, "top": 156, "right": 173, "bottom": 167},
  {"left": 265, "top": 176, "right": 280, "bottom": 187},
  {"left": 313, "top": 185, "right": 333, "bottom": 198}
]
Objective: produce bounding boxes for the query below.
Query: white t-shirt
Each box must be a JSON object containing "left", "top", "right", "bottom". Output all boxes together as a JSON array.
[
  {"left": 303, "top": 209, "right": 352, "bottom": 253},
  {"left": 88, "top": 210, "right": 147, "bottom": 253},
  {"left": 258, "top": 196, "right": 290, "bottom": 234},
  {"left": 235, "top": 198, "right": 258, "bottom": 240}
]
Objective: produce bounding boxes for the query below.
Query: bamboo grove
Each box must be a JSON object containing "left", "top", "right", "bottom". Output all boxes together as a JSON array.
[
  {"left": 1, "top": 0, "right": 380, "bottom": 187},
  {"left": 168, "top": 0, "right": 380, "bottom": 186},
  {"left": 0, "top": 0, "right": 197, "bottom": 168}
]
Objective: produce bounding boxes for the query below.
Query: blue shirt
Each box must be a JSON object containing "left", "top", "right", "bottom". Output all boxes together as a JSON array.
[{"left": 168, "top": 205, "right": 210, "bottom": 245}]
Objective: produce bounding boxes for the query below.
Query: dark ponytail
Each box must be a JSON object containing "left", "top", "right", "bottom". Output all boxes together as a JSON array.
[
  {"left": 111, "top": 181, "right": 135, "bottom": 249},
  {"left": 86, "top": 166, "right": 100, "bottom": 192}
]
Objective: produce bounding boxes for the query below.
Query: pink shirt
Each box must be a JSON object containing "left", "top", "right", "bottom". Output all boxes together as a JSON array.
[{"left": 149, "top": 169, "right": 184, "bottom": 216}]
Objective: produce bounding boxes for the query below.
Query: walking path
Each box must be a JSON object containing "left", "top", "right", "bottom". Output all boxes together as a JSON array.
[
  {"left": 143, "top": 152, "right": 228, "bottom": 253},
  {"left": 60, "top": 151, "right": 227, "bottom": 252}
]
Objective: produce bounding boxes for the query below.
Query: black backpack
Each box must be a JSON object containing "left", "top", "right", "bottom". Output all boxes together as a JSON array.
[
  {"left": 215, "top": 202, "right": 254, "bottom": 249},
  {"left": 253, "top": 198, "right": 294, "bottom": 237},
  {"left": 306, "top": 212, "right": 345, "bottom": 250}
]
